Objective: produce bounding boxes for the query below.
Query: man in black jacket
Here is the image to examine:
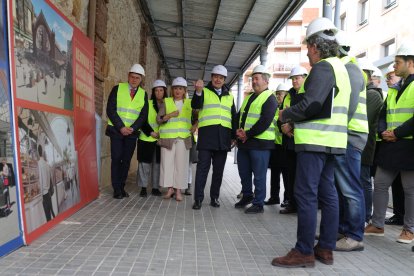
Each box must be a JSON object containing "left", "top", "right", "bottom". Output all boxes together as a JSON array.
[
  {"left": 192, "top": 65, "right": 237, "bottom": 209},
  {"left": 106, "top": 64, "right": 148, "bottom": 199}
]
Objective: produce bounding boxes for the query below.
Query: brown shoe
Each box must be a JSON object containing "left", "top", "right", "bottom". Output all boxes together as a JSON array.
[
  {"left": 364, "top": 223, "right": 384, "bottom": 236},
  {"left": 314, "top": 244, "right": 333, "bottom": 265},
  {"left": 271, "top": 248, "right": 315, "bottom": 268}
]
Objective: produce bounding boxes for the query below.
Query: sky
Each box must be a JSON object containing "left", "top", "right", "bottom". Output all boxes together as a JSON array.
[{"left": 33, "top": 0, "right": 73, "bottom": 52}]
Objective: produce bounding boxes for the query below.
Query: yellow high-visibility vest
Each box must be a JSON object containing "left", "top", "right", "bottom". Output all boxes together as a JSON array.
[
  {"left": 386, "top": 83, "right": 414, "bottom": 139},
  {"left": 294, "top": 57, "right": 351, "bottom": 149},
  {"left": 239, "top": 90, "right": 276, "bottom": 141},
  {"left": 198, "top": 88, "right": 233, "bottom": 129},
  {"left": 159, "top": 98, "right": 192, "bottom": 139}
]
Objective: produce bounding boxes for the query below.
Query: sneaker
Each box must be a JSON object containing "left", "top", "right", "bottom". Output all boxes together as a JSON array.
[
  {"left": 397, "top": 229, "right": 414, "bottom": 244},
  {"left": 236, "top": 191, "right": 243, "bottom": 199},
  {"left": 335, "top": 237, "right": 364, "bottom": 252},
  {"left": 364, "top": 224, "right": 384, "bottom": 236},
  {"left": 280, "top": 199, "right": 289, "bottom": 208}
]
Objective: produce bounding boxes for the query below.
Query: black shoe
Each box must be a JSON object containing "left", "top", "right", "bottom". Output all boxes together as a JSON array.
[
  {"left": 184, "top": 188, "right": 192, "bottom": 195},
  {"left": 385, "top": 215, "right": 404, "bottom": 225},
  {"left": 235, "top": 195, "right": 253, "bottom": 208},
  {"left": 113, "top": 190, "right": 123, "bottom": 199},
  {"left": 279, "top": 206, "right": 297, "bottom": 214},
  {"left": 192, "top": 200, "right": 202, "bottom": 210},
  {"left": 280, "top": 199, "right": 289, "bottom": 208},
  {"left": 121, "top": 189, "right": 129, "bottom": 198},
  {"left": 210, "top": 198, "right": 220, "bottom": 208},
  {"left": 151, "top": 189, "right": 162, "bottom": 196},
  {"left": 245, "top": 204, "right": 264, "bottom": 214},
  {"left": 264, "top": 198, "right": 280, "bottom": 205},
  {"left": 140, "top": 188, "right": 147, "bottom": 197},
  {"left": 236, "top": 191, "right": 243, "bottom": 199}
]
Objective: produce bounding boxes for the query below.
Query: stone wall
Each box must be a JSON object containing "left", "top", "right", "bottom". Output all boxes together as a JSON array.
[
  {"left": 100, "top": 0, "right": 165, "bottom": 188},
  {"left": 47, "top": 0, "right": 165, "bottom": 189}
]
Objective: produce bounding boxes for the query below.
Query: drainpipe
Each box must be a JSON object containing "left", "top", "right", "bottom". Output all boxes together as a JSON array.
[
  {"left": 334, "top": 0, "right": 341, "bottom": 27},
  {"left": 87, "top": 0, "right": 96, "bottom": 42},
  {"left": 95, "top": 113, "right": 102, "bottom": 184},
  {"left": 234, "top": 75, "right": 243, "bottom": 164},
  {"left": 323, "top": 0, "right": 332, "bottom": 20}
]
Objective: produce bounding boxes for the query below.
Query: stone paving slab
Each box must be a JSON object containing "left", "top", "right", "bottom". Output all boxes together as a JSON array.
[{"left": 0, "top": 154, "right": 413, "bottom": 275}]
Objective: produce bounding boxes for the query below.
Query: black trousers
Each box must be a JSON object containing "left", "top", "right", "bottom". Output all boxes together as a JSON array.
[
  {"left": 269, "top": 150, "right": 288, "bottom": 201},
  {"left": 391, "top": 174, "right": 405, "bottom": 217},
  {"left": 285, "top": 150, "right": 297, "bottom": 208},
  {"left": 42, "top": 193, "right": 55, "bottom": 221},
  {"left": 194, "top": 150, "right": 227, "bottom": 202},
  {"left": 110, "top": 137, "right": 137, "bottom": 192}
]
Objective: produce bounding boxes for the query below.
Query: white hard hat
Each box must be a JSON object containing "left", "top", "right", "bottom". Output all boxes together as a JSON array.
[
  {"left": 396, "top": 42, "right": 414, "bottom": 56},
  {"left": 335, "top": 30, "right": 351, "bottom": 48},
  {"left": 172, "top": 77, "right": 187, "bottom": 87},
  {"left": 358, "top": 58, "right": 376, "bottom": 72},
  {"left": 129, "top": 64, "right": 145, "bottom": 76},
  {"left": 250, "top": 64, "right": 270, "bottom": 76},
  {"left": 385, "top": 63, "right": 395, "bottom": 76},
  {"left": 276, "top": 83, "right": 291, "bottom": 92},
  {"left": 303, "top": 17, "right": 337, "bottom": 43},
  {"left": 211, "top": 65, "right": 227, "bottom": 77},
  {"left": 152, "top": 79, "right": 167, "bottom": 89},
  {"left": 372, "top": 67, "right": 383, "bottom": 78},
  {"left": 289, "top": 66, "right": 308, "bottom": 79}
]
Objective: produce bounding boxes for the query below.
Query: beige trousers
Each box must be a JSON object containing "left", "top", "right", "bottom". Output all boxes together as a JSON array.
[{"left": 160, "top": 139, "right": 189, "bottom": 189}]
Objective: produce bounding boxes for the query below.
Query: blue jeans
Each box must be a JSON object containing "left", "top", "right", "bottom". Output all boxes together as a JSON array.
[
  {"left": 334, "top": 145, "right": 365, "bottom": 241},
  {"left": 295, "top": 152, "right": 338, "bottom": 254},
  {"left": 360, "top": 164, "right": 372, "bottom": 223},
  {"left": 237, "top": 149, "right": 271, "bottom": 206}
]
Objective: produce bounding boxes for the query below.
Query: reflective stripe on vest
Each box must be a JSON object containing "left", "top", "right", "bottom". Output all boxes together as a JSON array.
[
  {"left": 273, "top": 107, "right": 282, "bottom": 145},
  {"left": 341, "top": 56, "right": 369, "bottom": 134},
  {"left": 294, "top": 57, "right": 351, "bottom": 149},
  {"left": 198, "top": 88, "right": 233, "bottom": 129},
  {"left": 139, "top": 100, "right": 159, "bottom": 142},
  {"left": 159, "top": 98, "right": 192, "bottom": 139},
  {"left": 386, "top": 84, "right": 414, "bottom": 139},
  {"left": 108, "top": 83, "right": 146, "bottom": 127},
  {"left": 239, "top": 90, "right": 276, "bottom": 141}
]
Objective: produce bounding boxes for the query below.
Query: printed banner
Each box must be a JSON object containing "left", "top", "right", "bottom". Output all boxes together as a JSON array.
[{"left": 10, "top": 0, "right": 98, "bottom": 244}]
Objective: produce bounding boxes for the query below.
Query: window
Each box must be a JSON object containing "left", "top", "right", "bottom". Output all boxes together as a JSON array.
[
  {"left": 356, "top": 52, "right": 366, "bottom": 58},
  {"left": 358, "top": 0, "right": 368, "bottom": 26},
  {"left": 384, "top": 0, "right": 397, "bottom": 9},
  {"left": 382, "top": 39, "right": 396, "bottom": 57},
  {"left": 340, "top": 13, "right": 346, "bottom": 31}
]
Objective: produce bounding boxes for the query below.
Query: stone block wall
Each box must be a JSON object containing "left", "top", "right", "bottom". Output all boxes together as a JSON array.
[{"left": 46, "top": 0, "right": 166, "bottom": 189}]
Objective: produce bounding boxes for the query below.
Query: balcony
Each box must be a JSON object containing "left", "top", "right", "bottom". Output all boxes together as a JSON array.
[{"left": 273, "top": 39, "right": 302, "bottom": 50}]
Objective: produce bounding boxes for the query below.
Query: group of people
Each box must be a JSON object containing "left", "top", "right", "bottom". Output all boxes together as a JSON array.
[{"left": 106, "top": 16, "right": 414, "bottom": 269}]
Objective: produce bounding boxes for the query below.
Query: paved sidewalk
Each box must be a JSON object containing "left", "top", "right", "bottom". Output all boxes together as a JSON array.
[{"left": 0, "top": 155, "right": 413, "bottom": 275}]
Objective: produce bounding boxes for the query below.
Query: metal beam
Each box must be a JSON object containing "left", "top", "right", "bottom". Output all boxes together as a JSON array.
[{"left": 164, "top": 57, "right": 242, "bottom": 74}]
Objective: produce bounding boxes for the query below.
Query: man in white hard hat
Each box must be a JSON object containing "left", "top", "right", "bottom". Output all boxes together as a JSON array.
[
  {"left": 191, "top": 65, "right": 237, "bottom": 209},
  {"left": 273, "top": 17, "right": 351, "bottom": 268},
  {"left": 278, "top": 66, "right": 308, "bottom": 215},
  {"left": 365, "top": 42, "right": 414, "bottom": 244},
  {"left": 383, "top": 64, "right": 405, "bottom": 227},
  {"left": 358, "top": 58, "right": 384, "bottom": 226},
  {"left": 266, "top": 83, "right": 290, "bottom": 206},
  {"left": 234, "top": 64, "right": 277, "bottom": 214},
  {"left": 106, "top": 63, "right": 148, "bottom": 199},
  {"left": 371, "top": 67, "right": 383, "bottom": 88},
  {"left": 332, "top": 30, "right": 368, "bottom": 252}
]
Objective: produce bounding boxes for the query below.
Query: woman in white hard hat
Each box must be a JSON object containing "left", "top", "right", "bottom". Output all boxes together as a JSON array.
[
  {"left": 157, "top": 77, "right": 196, "bottom": 201},
  {"left": 136, "top": 80, "right": 168, "bottom": 198},
  {"left": 106, "top": 63, "right": 148, "bottom": 199}
]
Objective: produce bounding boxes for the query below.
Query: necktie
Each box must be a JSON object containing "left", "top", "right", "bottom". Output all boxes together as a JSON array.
[{"left": 130, "top": 88, "right": 135, "bottom": 100}]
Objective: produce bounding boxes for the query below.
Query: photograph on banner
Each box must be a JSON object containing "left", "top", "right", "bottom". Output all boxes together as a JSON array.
[
  {"left": 13, "top": 0, "right": 74, "bottom": 110},
  {"left": 17, "top": 107, "right": 79, "bottom": 233},
  {"left": 0, "top": 0, "right": 22, "bottom": 248}
]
